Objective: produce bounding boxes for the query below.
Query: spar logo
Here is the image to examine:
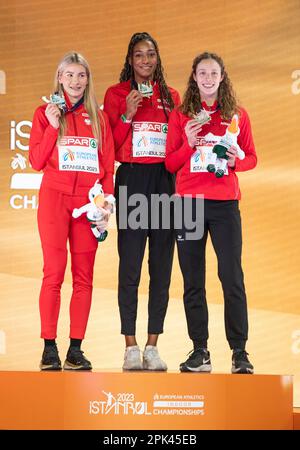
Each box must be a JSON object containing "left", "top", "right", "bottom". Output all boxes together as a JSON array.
[
  {"left": 60, "top": 136, "right": 93, "bottom": 147},
  {"left": 196, "top": 132, "right": 219, "bottom": 147},
  {"left": 63, "top": 149, "right": 75, "bottom": 161},
  {"left": 133, "top": 122, "right": 167, "bottom": 133},
  {"left": 89, "top": 390, "right": 151, "bottom": 416},
  {"left": 90, "top": 138, "right": 97, "bottom": 148}
]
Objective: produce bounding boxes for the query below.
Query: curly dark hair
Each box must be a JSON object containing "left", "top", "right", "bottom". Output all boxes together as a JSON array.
[
  {"left": 119, "top": 32, "right": 174, "bottom": 119},
  {"left": 180, "top": 52, "right": 239, "bottom": 121}
]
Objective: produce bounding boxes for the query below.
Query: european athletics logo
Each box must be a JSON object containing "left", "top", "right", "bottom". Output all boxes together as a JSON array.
[
  {"left": 137, "top": 136, "right": 148, "bottom": 147},
  {"left": 63, "top": 149, "right": 75, "bottom": 161}
]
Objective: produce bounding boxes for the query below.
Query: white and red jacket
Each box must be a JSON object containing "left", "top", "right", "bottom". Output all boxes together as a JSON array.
[
  {"left": 29, "top": 100, "right": 115, "bottom": 196},
  {"left": 165, "top": 102, "right": 257, "bottom": 199},
  {"left": 103, "top": 80, "right": 180, "bottom": 164}
]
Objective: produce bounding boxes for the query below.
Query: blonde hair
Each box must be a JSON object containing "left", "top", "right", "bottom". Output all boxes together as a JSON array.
[{"left": 53, "top": 51, "right": 104, "bottom": 146}]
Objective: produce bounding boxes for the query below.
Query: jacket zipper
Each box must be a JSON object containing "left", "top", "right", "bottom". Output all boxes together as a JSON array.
[{"left": 71, "top": 111, "right": 78, "bottom": 195}]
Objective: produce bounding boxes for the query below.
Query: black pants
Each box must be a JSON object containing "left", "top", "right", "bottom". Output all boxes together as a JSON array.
[
  {"left": 176, "top": 199, "right": 248, "bottom": 350},
  {"left": 115, "top": 163, "right": 175, "bottom": 335}
]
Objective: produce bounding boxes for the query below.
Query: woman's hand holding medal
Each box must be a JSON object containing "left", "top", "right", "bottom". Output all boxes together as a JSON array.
[
  {"left": 125, "top": 90, "right": 143, "bottom": 121},
  {"left": 185, "top": 119, "right": 203, "bottom": 148},
  {"left": 45, "top": 103, "right": 61, "bottom": 129},
  {"left": 42, "top": 93, "right": 67, "bottom": 129}
]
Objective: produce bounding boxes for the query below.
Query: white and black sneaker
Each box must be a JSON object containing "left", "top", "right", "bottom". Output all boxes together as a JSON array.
[
  {"left": 180, "top": 348, "right": 212, "bottom": 372},
  {"left": 231, "top": 349, "right": 254, "bottom": 374}
]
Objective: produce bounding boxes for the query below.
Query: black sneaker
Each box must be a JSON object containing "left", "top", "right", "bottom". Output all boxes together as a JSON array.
[
  {"left": 40, "top": 345, "right": 62, "bottom": 371},
  {"left": 231, "top": 349, "right": 254, "bottom": 374},
  {"left": 63, "top": 347, "right": 92, "bottom": 371},
  {"left": 180, "top": 348, "right": 212, "bottom": 372}
]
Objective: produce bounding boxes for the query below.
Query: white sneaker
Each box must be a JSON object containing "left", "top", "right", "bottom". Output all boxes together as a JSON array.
[
  {"left": 122, "top": 345, "right": 143, "bottom": 370},
  {"left": 143, "top": 345, "right": 167, "bottom": 371}
]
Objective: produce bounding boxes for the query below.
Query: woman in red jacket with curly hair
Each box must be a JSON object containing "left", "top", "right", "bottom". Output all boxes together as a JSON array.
[{"left": 166, "top": 52, "right": 257, "bottom": 374}]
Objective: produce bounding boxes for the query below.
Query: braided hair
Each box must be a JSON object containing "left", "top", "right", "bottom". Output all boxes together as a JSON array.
[
  {"left": 180, "top": 52, "right": 239, "bottom": 121},
  {"left": 119, "top": 32, "right": 174, "bottom": 119}
]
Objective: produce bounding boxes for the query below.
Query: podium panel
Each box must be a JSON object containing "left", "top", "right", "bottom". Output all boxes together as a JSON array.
[
  {"left": 294, "top": 408, "right": 300, "bottom": 430},
  {"left": 0, "top": 371, "right": 293, "bottom": 430}
]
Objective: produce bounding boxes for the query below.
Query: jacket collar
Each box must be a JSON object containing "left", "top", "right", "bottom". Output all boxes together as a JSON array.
[{"left": 201, "top": 100, "right": 219, "bottom": 112}]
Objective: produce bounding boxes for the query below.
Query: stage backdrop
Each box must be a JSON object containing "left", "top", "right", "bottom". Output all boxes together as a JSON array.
[{"left": 1, "top": 0, "right": 300, "bottom": 406}]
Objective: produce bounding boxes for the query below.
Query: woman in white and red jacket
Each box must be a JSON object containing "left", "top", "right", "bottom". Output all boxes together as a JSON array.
[
  {"left": 29, "top": 52, "right": 115, "bottom": 371},
  {"left": 165, "top": 52, "right": 257, "bottom": 375},
  {"left": 104, "top": 32, "right": 180, "bottom": 371}
]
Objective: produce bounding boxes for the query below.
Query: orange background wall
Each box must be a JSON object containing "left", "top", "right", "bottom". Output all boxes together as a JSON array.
[{"left": 0, "top": 0, "right": 300, "bottom": 405}]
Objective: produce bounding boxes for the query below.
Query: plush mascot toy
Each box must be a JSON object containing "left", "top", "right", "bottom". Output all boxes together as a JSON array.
[
  {"left": 207, "top": 114, "right": 245, "bottom": 178},
  {"left": 72, "top": 180, "right": 115, "bottom": 242}
]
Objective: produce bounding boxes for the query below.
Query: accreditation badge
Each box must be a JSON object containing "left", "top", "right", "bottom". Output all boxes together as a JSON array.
[
  {"left": 58, "top": 136, "right": 99, "bottom": 173},
  {"left": 132, "top": 122, "right": 168, "bottom": 158},
  {"left": 190, "top": 132, "right": 228, "bottom": 175}
]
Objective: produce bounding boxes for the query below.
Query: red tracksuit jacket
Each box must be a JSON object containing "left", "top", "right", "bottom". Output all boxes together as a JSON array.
[
  {"left": 29, "top": 103, "right": 115, "bottom": 196},
  {"left": 165, "top": 102, "right": 257, "bottom": 199},
  {"left": 103, "top": 80, "right": 181, "bottom": 164}
]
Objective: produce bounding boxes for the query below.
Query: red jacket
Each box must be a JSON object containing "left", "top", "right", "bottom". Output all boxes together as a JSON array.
[
  {"left": 29, "top": 103, "right": 115, "bottom": 196},
  {"left": 165, "top": 103, "right": 257, "bottom": 199},
  {"left": 103, "top": 80, "right": 181, "bottom": 164}
]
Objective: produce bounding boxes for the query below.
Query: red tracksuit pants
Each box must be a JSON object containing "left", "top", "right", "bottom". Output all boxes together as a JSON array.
[{"left": 37, "top": 185, "right": 98, "bottom": 339}]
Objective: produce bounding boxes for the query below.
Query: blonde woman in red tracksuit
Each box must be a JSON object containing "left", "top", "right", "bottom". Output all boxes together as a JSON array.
[
  {"left": 104, "top": 32, "right": 180, "bottom": 371},
  {"left": 165, "top": 52, "right": 257, "bottom": 374},
  {"left": 29, "top": 52, "right": 115, "bottom": 371}
]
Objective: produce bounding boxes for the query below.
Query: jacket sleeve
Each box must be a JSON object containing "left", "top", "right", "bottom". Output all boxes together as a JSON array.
[
  {"left": 103, "top": 87, "right": 132, "bottom": 151},
  {"left": 99, "top": 111, "right": 115, "bottom": 195},
  {"left": 165, "top": 109, "right": 195, "bottom": 173},
  {"left": 235, "top": 108, "right": 257, "bottom": 172},
  {"left": 29, "top": 106, "right": 59, "bottom": 171}
]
